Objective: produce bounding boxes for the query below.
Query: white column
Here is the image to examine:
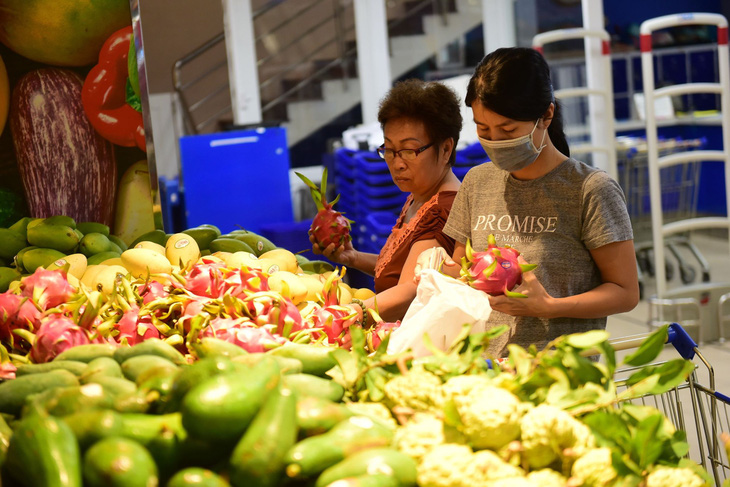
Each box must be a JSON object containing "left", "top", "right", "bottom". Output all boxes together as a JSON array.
[
  {"left": 483, "top": 0, "right": 516, "bottom": 54},
  {"left": 353, "top": 0, "right": 391, "bottom": 125},
  {"left": 582, "top": 0, "right": 615, "bottom": 177},
  {"left": 221, "top": 0, "right": 262, "bottom": 125}
]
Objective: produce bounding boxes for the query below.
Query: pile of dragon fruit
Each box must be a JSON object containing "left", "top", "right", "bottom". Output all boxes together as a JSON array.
[{"left": 0, "top": 258, "right": 398, "bottom": 379}]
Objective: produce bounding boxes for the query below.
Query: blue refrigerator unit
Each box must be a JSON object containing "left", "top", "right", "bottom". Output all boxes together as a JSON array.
[{"left": 178, "top": 127, "right": 294, "bottom": 234}]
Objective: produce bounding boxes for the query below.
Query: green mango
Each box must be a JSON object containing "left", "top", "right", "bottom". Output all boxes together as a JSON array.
[
  {"left": 8, "top": 217, "right": 33, "bottom": 240},
  {"left": 230, "top": 231, "right": 277, "bottom": 257},
  {"left": 130, "top": 229, "right": 168, "bottom": 247},
  {"left": 79, "top": 233, "right": 111, "bottom": 257},
  {"left": 0, "top": 228, "right": 26, "bottom": 260},
  {"left": 182, "top": 227, "right": 220, "bottom": 251},
  {"left": 209, "top": 238, "right": 255, "bottom": 254},
  {"left": 83, "top": 437, "right": 158, "bottom": 487},
  {"left": 14, "top": 246, "right": 37, "bottom": 272},
  {"left": 0, "top": 267, "right": 21, "bottom": 292},
  {"left": 26, "top": 223, "right": 79, "bottom": 252},
  {"left": 86, "top": 251, "right": 121, "bottom": 265},
  {"left": 108, "top": 235, "right": 128, "bottom": 252},
  {"left": 21, "top": 248, "right": 66, "bottom": 273},
  {"left": 76, "top": 222, "right": 110, "bottom": 237},
  {"left": 43, "top": 215, "right": 76, "bottom": 229}
]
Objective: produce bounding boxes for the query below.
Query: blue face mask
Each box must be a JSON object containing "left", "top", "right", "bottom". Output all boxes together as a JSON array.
[{"left": 478, "top": 119, "right": 547, "bottom": 172}]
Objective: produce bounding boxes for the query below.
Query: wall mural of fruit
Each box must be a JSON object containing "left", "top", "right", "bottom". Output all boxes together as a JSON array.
[
  {"left": 0, "top": 0, "right": 132, "bottom": 67},
  {"left": 0, "top": 53, "right": 8, "bottom": 135}
]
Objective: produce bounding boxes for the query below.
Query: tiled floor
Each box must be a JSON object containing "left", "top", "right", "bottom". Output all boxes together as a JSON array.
[{"left": 605, "top": 231, "right": 730, "bottom": 483}]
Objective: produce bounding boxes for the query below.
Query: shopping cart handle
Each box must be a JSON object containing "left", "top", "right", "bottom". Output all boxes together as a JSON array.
[{"left": 667, "top": 322, "right": 697, "bottom": 360}]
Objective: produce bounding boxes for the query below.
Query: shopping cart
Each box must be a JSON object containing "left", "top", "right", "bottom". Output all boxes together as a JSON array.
[
  {"left": 610, "top": 323, "right": 730, "bottom": 485},
  {"left": 615, "top": 136, "right": 710, "bottom": 296}
]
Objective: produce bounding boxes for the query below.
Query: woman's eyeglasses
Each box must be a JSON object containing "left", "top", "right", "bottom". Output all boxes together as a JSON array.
[{"left": 377, "top": 143, "right": 433, "bottom": 162}]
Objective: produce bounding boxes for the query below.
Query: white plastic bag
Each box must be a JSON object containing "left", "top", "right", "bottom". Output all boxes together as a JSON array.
[{"left": 387, "top": 269, "right": 493, "bottom": 357}]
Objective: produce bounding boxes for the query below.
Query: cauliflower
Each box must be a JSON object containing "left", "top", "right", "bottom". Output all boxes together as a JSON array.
[
  {"left": 465, "top": 449, "right": 526, "bottom": 482},
  {"left": 526, "top": 468, "right": 567, "bottom": 487},
  {"left": 417, "top": 444, "right": 475, "bottom": 487},
  {"left": 384, "top": 366, "right": 442, "bottom": 411},
  {"left": 453, "top": 385, "right": 523, "bottom": 450},
  {"left": 393, "top": 413, "right": 446, "bottom": 461},
  {"left": 519, "top": 404, "right": 595, "bottom": 470},
  {"left": 645, "top": 466, "right": 708, "bottom": 487},
  {"left": 345, "top": 401, "right": 398, "bottom": 429},
  {"left": 570, "top": 448, "right": 617, "bottom": 487},
  {"left": 485, "top": 478, "right": 534, "bottom": 487}
]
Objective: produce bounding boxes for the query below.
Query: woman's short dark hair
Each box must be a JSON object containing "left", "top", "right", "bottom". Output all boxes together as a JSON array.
[
  {"left": 378, "top": 79, "right": 463, "bottom": 166},
  {"left": 465, "top": 47, "right": 570, "bottom": 157}
]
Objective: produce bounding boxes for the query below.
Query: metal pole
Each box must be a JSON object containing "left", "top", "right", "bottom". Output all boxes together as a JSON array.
[
  {"left": 221, "top": 0, "right": 262, "bottom": 126},
  {"left": 353, "top": 0, "right": 391, "bottom": 125}
]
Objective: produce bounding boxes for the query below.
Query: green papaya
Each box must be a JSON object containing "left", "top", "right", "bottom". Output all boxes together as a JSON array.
[
  {"left": 26, "top": 223, "right": 79, "bottom": 252},
  {"left": 229, "top": 386, "right": 298, "bottom": 487},
  {"left": 130, "top": 229, "right": 168, "bottom": 247},
  {"left": 79, "top": 357, "right": 123, "bottom": 384},
  {"left": 120, "top": 355, "right": 178, "bottom": 382},
  {"left": 183, "top": 227, "right": 220, "bottom": 251},
  {"left": 181, "top": 356, "right": 281, "bottom": 442},
  {"left": 282, "top": 373, "right": 345, "bottom": 402},
  {"left": 78, "top": 233, "right": 111, "bottom": 257},
  {"left": 4, "top": 409, "right": 82, "bottom": 487},
  {"left": 15, "top": 360, "right": 88, "bottom": 377},
  {"left": 114, "top": 337, "right": 188, "bottom": 365},
  {"left": 76, "top": 222, "right": 110, "bottom": 237},
  {"left": 0, "top": 369, "right": 79, "bottom": 416},
  {"left": 118, "top": 413, "right": 185, "bottom": 481},
  {"left": 24, "top": 383, "right": 116, "bottom": 417},
  {"left": 232, "top": 352, "right": 303, "bottom": 375},
  {"left": 191, "top": 337, "right": 248, "bottom": 359},
  {"left": 168, "top": 467, "right": 231, "bottom": 487},
  {"left": 21, "top": 247, "right": 67, "bottom": 273},
  {"left": 83, "top": 437, "right": 158, "bottom": 487},
  {"left": 285, "top": 415, "right": 394, "bottom": 479},
  {"left": 209, "top": 237, "right": 255, "bottom": 254},
  {"left": 268, "top": 342, "right": 337, "bottom": 377},
  {"left": 163, "top": 356, "right": 237, "bottom": 414},
  {"left": 60, "top": 409, "right": 124, "bottom": 451},
  {"left": 53, "top": 343, "right": 117, "bottom": 363},
  {"left": 314, "top": 448, "right": 417, "bottom": 487},
  {"left": 0, "top": 266, "right": 21, "bottom": 292},
  {"left": 296, "top": 395, "right": 355, "bottom": 437},
  {"left": 0, "top": 228, "right": 26, "bottom": 260}
]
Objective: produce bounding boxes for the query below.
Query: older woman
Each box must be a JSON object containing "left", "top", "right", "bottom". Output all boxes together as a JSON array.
[{"left": 312, "top": 78, "right": 463, "bottom": 324}]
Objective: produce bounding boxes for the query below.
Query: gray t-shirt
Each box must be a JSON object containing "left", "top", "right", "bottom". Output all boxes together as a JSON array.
[{"left": 443, "top": 158, "right": 633, "bottom": 357}]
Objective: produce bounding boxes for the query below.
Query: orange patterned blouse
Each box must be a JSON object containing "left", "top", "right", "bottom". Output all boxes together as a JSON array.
[{"left": 373, "top": 191, "right": 457, "bottom": 293}]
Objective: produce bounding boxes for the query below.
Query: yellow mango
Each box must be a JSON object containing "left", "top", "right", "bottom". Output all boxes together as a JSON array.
[
  {"left": 197, "top": 255, "right": 224, "bottom": 265},
  {"left": 211, "top": 251, "right": 233, "bottom": 266},
  {"left": 337, "top": 284, "right": 352, "bottom": 305},
  {"left": 226, "top": 251, "right": 261, "bottom": 270},
  {"left": 46, "top": 253, "right": 87, "bottom": 279},
  {"left": 93, "top": 265, "right": 128, "bottom": 295},
  {"left": 80, "top": 265, "right": 104, "bottom": 290},
  {"left": 353, "top": 288, "right": 376, "bottom": 300},
  {"left": 101, "top": 258, "right": 124, "bottom": 266},
  {"left": 121, "top": 248, "right": 172, "bottom": 278},
  {"left": 166, "top": 233, "right": 201, "bottom": 269},
  {"left": 297, "top": 274, "right": 324, "bottom": 302},
  {"left": 259, "top": 248, "right": 298, "bottom": 274},
  {"left": 256, "top": 258, "right": 282, "bottom": 275},
  {"left": 268, "top": 270, "right": 308, "bottom": 305},
  {"left": 133, "top": 241, "right": 166, "bottom": 255}
]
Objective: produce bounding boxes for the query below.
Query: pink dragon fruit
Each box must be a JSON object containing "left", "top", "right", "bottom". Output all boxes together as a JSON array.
[
  {"left": 222, "top": 267, "right": 269, "bottom": 297},
  {"left": 295, "top": 168, "right": 352, "bottom": 248},
  {"left": 460, "top": 235, "right": 537, "bottom": 297},
  {"left": 19, "top": 268, "right": 76, "bottom": 310},
  {"left": 308, "top": 270, "right": 356, "bottom": 345},
  {"left": 138, "top": 280, "right": 169, "bottom": 305},
  {"left": 30, "top": 314, "right": 91, "bottom": 363},
  {"left": 201, "top": 317, "right": 285, "bottom": 353},
  {"left": 364, "top": 308, "right": 401, "bottom": 353},
  {"left": 183, "top": 261, "right": 227, "bottom": 298},
  {"left": 0, "top": 293, "right": 42, "bottom": 344}
]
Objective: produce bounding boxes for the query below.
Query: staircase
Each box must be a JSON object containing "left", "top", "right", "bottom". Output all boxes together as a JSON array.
[{"left": 174, "top": 0, "right": 483, "bottom": 148}]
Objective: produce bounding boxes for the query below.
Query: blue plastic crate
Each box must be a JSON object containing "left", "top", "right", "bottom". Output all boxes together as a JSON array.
[
  {"left": 354, "top": 180, "right": 402, "bottom": 199},
  {"left": 354, "top": 152, "right": 391, "bottom": 174},
  {"left": 365, "top": 211, "right": 398, "bottom": 236},
  {"left": 454, "top": 166, "right": 472, "bottom": 181},
  {"left": 354, "top": 170, "right": 395, "bottom": 187},
  {"left": 357, "top": 192, "right": 408, "bottom": 211}
]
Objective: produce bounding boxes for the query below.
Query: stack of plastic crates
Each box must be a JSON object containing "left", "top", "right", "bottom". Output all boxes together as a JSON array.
[
  {"left": 615, "top": 136, "right": 710, "bottom": 297},
  {"left": 454, "top": 141, "right": 489, "bottom": 180}
]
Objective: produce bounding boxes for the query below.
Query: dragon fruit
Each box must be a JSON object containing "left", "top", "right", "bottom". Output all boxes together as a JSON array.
[
  {"left": 460, "top": 235, "right": 537, "bottom": 297},
  {"left": 19, "top": 268, "right": 76, "bottom": 310},
  {"left": 0, "top": 293, "right": 42, "bottom": 344},
  {"left": 295, "top": 168, "right": 352, "bottom": 248},
  {"left": 31, "top": 314, "right": 91, "bottom": 363},
  {"left": 201, "top": 317, "right": 285, "bottom": 353},
  {"left": 364, "top": 308, "right": 401, "bottom": 353},
  {"left": 308, "top": 270, "right": 357, "bottom": 345}
]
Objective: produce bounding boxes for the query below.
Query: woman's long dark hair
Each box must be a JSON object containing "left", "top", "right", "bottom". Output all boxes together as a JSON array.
[{"left": 465, "top": 47, "right": 570, "bottom": 157}]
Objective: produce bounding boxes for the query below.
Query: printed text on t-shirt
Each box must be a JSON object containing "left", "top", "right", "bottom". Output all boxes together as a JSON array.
[{"left": 473, "top": 214, "right": 558, "bottom": 233}]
